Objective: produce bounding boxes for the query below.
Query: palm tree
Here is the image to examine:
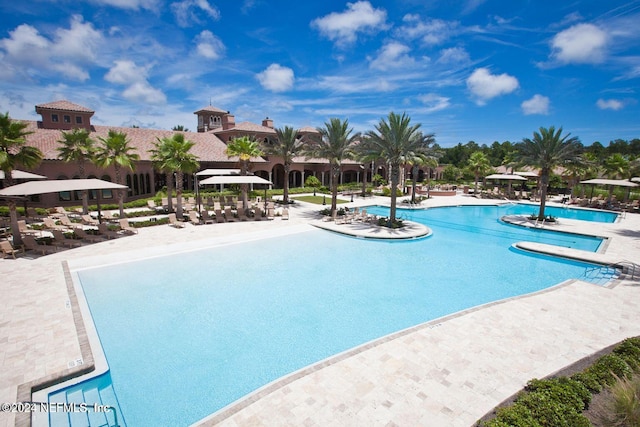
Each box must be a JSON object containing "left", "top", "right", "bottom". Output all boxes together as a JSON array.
[
  {"left": 57, "top": 128, "right": 95, "bottom": 214},
  {"left": 422, "top": 156, "right": 439, "bottom": 199},
  {"left": 264, "top": 126, "right": 304, "bottom": 204},
  {"left": 0, "top": 112, "right": 43, "bottom": 246},
  {"left": 467, "top": 151, "right": 492, "bottom": 194},
  {"left": 94, "top": 130, "right": 140, "bottom": 218},
  {"left": 516, "top": 126, "right": 581, "bottom": 220},
  {"left": 362, "top": 112, "right": 424, "bottom": 225},
  {"left": 150, "top": 133, "right": 200, "bottom": 218},
  {"left": 304, "top": 118, "right": 359, "bottom": 215},
  {"left": 603, "top": 153, "right": 630, "bottom": 201},
  {"left": 225, "top": 136, "right": 263, "bottom": 209},
  {"left": 405, "top": 132, "right": 437, "bottom": 203}
]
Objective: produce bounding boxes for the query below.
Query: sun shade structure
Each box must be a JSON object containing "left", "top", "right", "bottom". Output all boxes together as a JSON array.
[
  {"left": 195, "top": 168, "right": 241, "bottom": 176},
  {"left": 514, "top": 171, "right": 538, "bottom": 178},
  {"left": 0, "top": 178, "right": 128, "bottom": 196},
  {"left": 485, "top": 173, "right": 527, "bottom": 181},
  {"left": 198, "top": 175, "right": 273, "bottom": 185},
  {"left": 580, "top": 178, "right": 639, "bottom": 187},
  {"left": 0, "top": 170, "right": 47, "bottom": 180}
]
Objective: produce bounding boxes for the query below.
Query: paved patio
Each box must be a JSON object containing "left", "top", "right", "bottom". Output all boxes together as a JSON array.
[{"left": 1, "top": 193, "right": 640, "bottom": 427}]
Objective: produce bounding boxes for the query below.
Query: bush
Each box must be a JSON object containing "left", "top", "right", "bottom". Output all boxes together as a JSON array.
[
  {"left": 586, "top": 354, "right": 633, "bottom": 387},
  {"left": 381, "top": 187, "right": 403, "bottom": 197},
  {"left": 613, "top": 339, "right": 640, "bottom": 371}
]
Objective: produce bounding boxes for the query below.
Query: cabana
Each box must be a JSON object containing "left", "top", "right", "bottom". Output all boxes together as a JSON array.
[{"left": 0, "top": 178, "right": 128, "bottom": 245}]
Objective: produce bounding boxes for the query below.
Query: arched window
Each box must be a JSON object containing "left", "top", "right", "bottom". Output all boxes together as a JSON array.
[
  {"left": 145, "top": 174, "right": 151, "bottom": 195},
  {"left": 101, "top": 175, "right": 113, "bottom": 199},
  {"left": 133, "top": 174, "right": 139, "bottom": 195},
  {"left": 126, "top": 175, "right": 133, "bottom": 197}
]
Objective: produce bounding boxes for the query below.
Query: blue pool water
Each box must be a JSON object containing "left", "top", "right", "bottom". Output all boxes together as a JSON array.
[
  {"left": 506, "top": 203, "right": 618, "bottom": 223},
  {"left": 72, "top": 204, "right": 613, "bottom": 426}
]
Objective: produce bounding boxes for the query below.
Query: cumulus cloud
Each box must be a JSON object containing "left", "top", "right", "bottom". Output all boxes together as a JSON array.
[
  {"left": 437, "top": 47, "right": 470, "bottom": 64},
  {"left": 311, "top": 1, "right": 387, "bottom": 47},
  {"left": 550, "top": 23, "right": 608, "bottom": 64},
  {"left": 257, "top": 64, "right": 294, "bottom": 92},
  {"left": 596, "top": 98, "right": 624, "bottom": 110},
  {"left": 521, "top": 94, "right": 550, "bottom": 115},
  {"left": 171, "top": 0, "right": 221, "bottom": 27},
  {"left": 90, "top": 0, "right": 161, "bottom": 10},
  {"left": 466, "top": 67, "right": 519, "bottom": 105},
  {"left": 417, "top": 93, "right": 451, "bottom": 113},
  {"left": 195, "top": 30, "right": 225, "bottom": 59},
  {"left": 105, "top": 60, "right": 166, "bottom": 104},
  {"left": 397, "top": 14, "right": 459, "bottom": 46},
  {"left": 0, "top": 16, "right": 102, "bottom": 81},
  {"left": 368, "top": 42, "right": 415, "bottom": 70}
]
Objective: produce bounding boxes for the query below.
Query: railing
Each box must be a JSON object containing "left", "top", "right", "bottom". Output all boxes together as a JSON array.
[{"left": 612, "top": 260, "right": 640, "bottom": 280}]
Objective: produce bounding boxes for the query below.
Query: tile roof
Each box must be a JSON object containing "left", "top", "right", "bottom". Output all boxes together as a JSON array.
[
  {"left": 193, "top": 105, "right": 228, "bottom": 114},
  {"left": 299, "top": 126, "right": 320, "bottom": 134},
  {"left": 35, "top": 100, "right": 95, "bottom": 113},
  {"left": 22, "top": 121, "right": 232, "bottom": 162},
  {"left": 215, "top": 121, "right": 277, "bottom": 135}
]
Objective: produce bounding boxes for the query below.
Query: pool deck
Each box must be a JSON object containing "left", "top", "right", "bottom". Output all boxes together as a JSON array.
[{"left": 2, "top": 193, "right": 640, "bottom": 427}]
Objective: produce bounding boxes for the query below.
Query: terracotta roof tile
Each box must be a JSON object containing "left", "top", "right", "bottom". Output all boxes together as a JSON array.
[
  {"left": 215, "top": 121, "right": 277, "bottom": 134},
  {"left": 35, "top": 100, "right": 94, "bottom": 113},
  {"left": 193, "top": 105, "right": 228, "bottom": 114}
]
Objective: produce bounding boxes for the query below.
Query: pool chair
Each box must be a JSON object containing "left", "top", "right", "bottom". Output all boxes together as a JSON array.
[
  {"left": 237, "top": 208, "right": 249, "bottom": 222},
  {"left": 51, "top": 230, "right": 83, "bottom": 248},
  {"left": 168, "top": 213, "right": 186, "bottom": 228},
  {"left": 253, "top": 207, "right": 265, "bottom": 221},
  {"left": 43, "top": 217, "right": 68, "bottom": 231},
  {"left": 281, "top": 208, "right": 289, "bottom": 220},
  {"left": 98, "top": 223, "right": 120, "bottom": 239},
  {"left": 81, "top": 214, "right": 99, "bottom": 226},
  {"left": 267, "top": 207, "right": 275, "bottom": 220},
  {"left": 119, "top": 219, "right": 138, "bottom": 234},
  {"left": 224, "top": 207, "right": 237, "bottom": 222},
  {"left": 22, "top": 235, "right": 57, "bottom": 255},
  {"left": 213, "top": 209, "right": 225, "bottom": 223},
  {"left": 189, "top": 211, "right": 201, "bottom": 225},
  {"left": 1, "top": 240, "right": 20, "bottom": 259},
  {"left": 74, "top": 227, "right": 106, "bottom": 243}
]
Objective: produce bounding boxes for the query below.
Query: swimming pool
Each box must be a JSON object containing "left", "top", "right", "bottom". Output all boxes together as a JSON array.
[
  {"left": 504, "top": 203, "right": 618, "bottom": 223},
  {"left": 65, "top": 204, "right": 614, "bottom": 426}
]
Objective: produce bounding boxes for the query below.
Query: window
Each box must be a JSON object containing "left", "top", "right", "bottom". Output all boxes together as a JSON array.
[
  {"left": 63, "top": 115, "right": 71, "bottom": 123},
  {"left": 75, "top": 116, "right": 83, "bottom": 124},
  {"left": 51, "top": 114, "right": 59, "bottom": 122}
]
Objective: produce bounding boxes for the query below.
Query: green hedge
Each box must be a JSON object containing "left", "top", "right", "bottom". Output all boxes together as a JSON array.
[{"left": 481, "top": 337, "right": 640, "bottom": 426}]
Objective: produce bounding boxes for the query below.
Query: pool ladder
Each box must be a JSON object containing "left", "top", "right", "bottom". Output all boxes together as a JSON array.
[{"left": 611, "top": 260, "right": 640, "bottom": 280}]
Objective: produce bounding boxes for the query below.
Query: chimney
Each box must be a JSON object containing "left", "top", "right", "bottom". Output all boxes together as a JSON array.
[
  {"left": 222, "top": 114, "right": 235, "bottom": 130},
  {"left": 262, "top": 117, "right": 273, "bottom": 129}
]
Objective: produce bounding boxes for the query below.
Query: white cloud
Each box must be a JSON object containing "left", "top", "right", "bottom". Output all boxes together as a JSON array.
[
  {"left": 368, "top": 42, "right": 415, "bottom": 71},
  {"left": 596, "top": 98, "right": 624, "bottom": 110},
  {"left": 0, "top": 17, "right": 102, "bottom": 81},
  {"left": 466, "top": 67, "right": 519, "bottom": 105},
  {"left": 171, "top": 0, "right": 221, "bottom": 27},
  {"left": 257, "top": 64, "right": 294, "bottom": 92},
  {"left": 311, "top": 1, "right": 387, "bottom": 47},
  {"left": 521, "top": 94, "right": 550, "bottom": 115},
  {"left": 195, "top": 30, "right": 225, "bottom": 60},
  {"left": 122, "top": 81, "right": 167, "bottom": 104},
  {"left": 437, "top": 47, "right": 470, "bottom": 64},
  {"left": 90, "top": 0, "right": 161, "bottom": 10},
  {"left": 397, "top": 14, "right": 459, "bottom": 46},
  {"left": 417, "top": 93, "right": 451, "bottom": 113},
  {"left": 105, "top": 60, "right": 148, "bottom": 84},
  {"left": 551, "top": 23, "right": 608, "bottom": 64}
]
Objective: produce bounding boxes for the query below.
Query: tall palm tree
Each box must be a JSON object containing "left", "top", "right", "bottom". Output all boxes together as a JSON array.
[
  {"left": 225, "top": 136, "right": 263, "bottom": 209},
  {"left": 57, "top": 128, "right": 95, "bottom": 214},
  {"left": 264, "top": 126, "right": 304, "bottom": 204},
  {"left": 603, "top": 153, "right": 630, "bottom": 201},
  {"left": 304, "top": 118, "right": 359, "bottom": 215},
  {"left": 0, "top": 112, "right": 43, "bottom": 246},
  {"left": 467, "top": 151, "right": 492, "bottom": 194},
  {"left": 361, "top": 112, "right": 424, "bottom": 225},
  {"left": 150, "top": 133, "right": 200, "bottom": 218},
  {"left": 405, "top": 132, "right": 437, "bottom": 203},
  {"left": 516, "top": 126, "right": 581, "bottom": 220},
  {"left": 94, "top": 130, "right": 139, "bottom": 218}
]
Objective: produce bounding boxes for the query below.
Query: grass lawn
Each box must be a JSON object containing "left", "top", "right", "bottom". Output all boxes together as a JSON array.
[{"left": 292, "top": 195, "right": 349, "bottom": 205}]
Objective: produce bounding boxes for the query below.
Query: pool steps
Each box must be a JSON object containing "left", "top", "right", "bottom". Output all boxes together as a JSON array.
[{"left": 48, "top": 373, "right": 125, "bottom": 427}]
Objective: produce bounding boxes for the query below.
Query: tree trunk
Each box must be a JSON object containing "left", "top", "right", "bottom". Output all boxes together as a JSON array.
[
  {"left": 538, "top": 170, "right": 550, "bottom": 220},
  {"left": 411, "top": 165, "right": 418, "bottom": 203},
  {"left": 166, "top": 173, "right": 174, "bottom": 212},
  {"left": 80, "top": 161, "right": 88, "bottom": 215},
  {"left": 8, "top": 199, "right": 22, "bottom": 247},
  {"left": 176, "top": 171, "right": 184, "bottom": 218},
  {"left": 240, "top": 161, "right": 249, "bottom": 209},
  {"left": 115, "top": 167, "right": 125, "bottom": 218},
  {"left": 330, "top": 163, "right": 339, "bottom": 215},
  {"left": 283, "top": 163, "right": 290, "bottom": 204},
  {"left": 389, "top": 163, "right": 399, "bottom": 225}
]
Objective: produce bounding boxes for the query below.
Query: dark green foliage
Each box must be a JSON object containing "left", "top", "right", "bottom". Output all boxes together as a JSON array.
[
  {"left": 613, "top": 339, "right": 640, "bottom": 371},
  {"left": 586, "top": 354, "right": 633, "bottom": 386},
  {"left": 525, "top": 377, "right": 591, "bottom": 410}
]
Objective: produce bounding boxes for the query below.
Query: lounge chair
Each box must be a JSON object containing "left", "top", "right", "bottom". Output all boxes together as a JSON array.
[
  {"left": 22, "top": 235, "right": 57, "bottom": 255},
  {"left": 189, "top": 211, "right": 201, "bottom": 225},
  {"left": 237, "top": 208, "right": 249, "bottom": 221},
  {"left": 119, "top": 219, "right": 138, "bottom": 234},
  {"left": 200, "top": 210, "right": 215, "bottom": 224},
  {"left": 43, "top": 217, "right": 68, "bottom": 231},
  {"left": 74, "top": 227, "right": 106, "bottom": 243},
  {"left": 168, "top": 213, "right": 185, "bottom": 228},
  {"left": 51, "top": 229, "right": 83, "bottom": 248},
  {"left": 81, "top": 214, "right": 99, "bottom": 226},
  {"left": 26, "top": 207, "right": 45, "bottom": 222},
  {"left": 224, "top": 207, "right": 237, "bottom": 222},
  {"left": 18, "top": 220, "right": 40, "bottom": 236},
  {"left": 253, "top": 207, "right": 265, "bottom": 221},
  {"left": 1, "top": 240, "right": 20, "bottom": 259},
  {"left": 214, "top": 209, "right": 225, "bottom": 223},
  {"left": 282, "top": 208, "right": 289, "bottom": 220},
  {"left": 98, "top": 223, "right": 119, "bottom": 239}
]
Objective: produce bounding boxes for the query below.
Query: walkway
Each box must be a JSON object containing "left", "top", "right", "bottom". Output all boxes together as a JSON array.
[{"left": 1, "top": 194, "right": 639, "bottom": 427}]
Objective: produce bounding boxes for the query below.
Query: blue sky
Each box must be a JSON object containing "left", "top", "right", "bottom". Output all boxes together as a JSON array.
[{"left": 1, "top": 0, "right": 639, "bottom": 147}]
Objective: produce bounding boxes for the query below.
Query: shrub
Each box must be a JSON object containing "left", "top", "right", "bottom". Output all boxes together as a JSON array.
[
  {"left": 586, "top": 354, "right": 633, "bottom": 387},
  {"left": 592, "top": 374, "right": 640, "bottom": 427},
  {"left": 614, "top": 339, "right": 640, "bottom": 371}
]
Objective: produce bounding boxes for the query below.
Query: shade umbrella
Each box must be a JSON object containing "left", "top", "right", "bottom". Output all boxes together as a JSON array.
[
  {"left": 199, "top": 175, "right": 273, "bottom": 211},
  {"left": 485, "top": 174, "right": 527, "bottom": 181},
  {"left": 0, "top": 179, "right": 129, "bottom": 245},
  {"left": 580, "top": 178, "right": 638, "bottom": 203},
  {"left": 0, "top": 170, "right": 48, "bottom": 180}
]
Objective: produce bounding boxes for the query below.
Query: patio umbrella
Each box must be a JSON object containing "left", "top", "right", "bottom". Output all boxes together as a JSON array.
[
  {"left": 485, "top": 174, "right": 527, "bottom": 181},
  {"left": 580, "top": 178, "right": 638, "bottom": 203},
  {"left": 0, "top": 179, "right": 129, "bottom": 245},
  {"left": 199, "top": 175, "right": 273, "bottom": 211},
  {"left": 0, "top": 170, "right": 48, "bottom": 180}
]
